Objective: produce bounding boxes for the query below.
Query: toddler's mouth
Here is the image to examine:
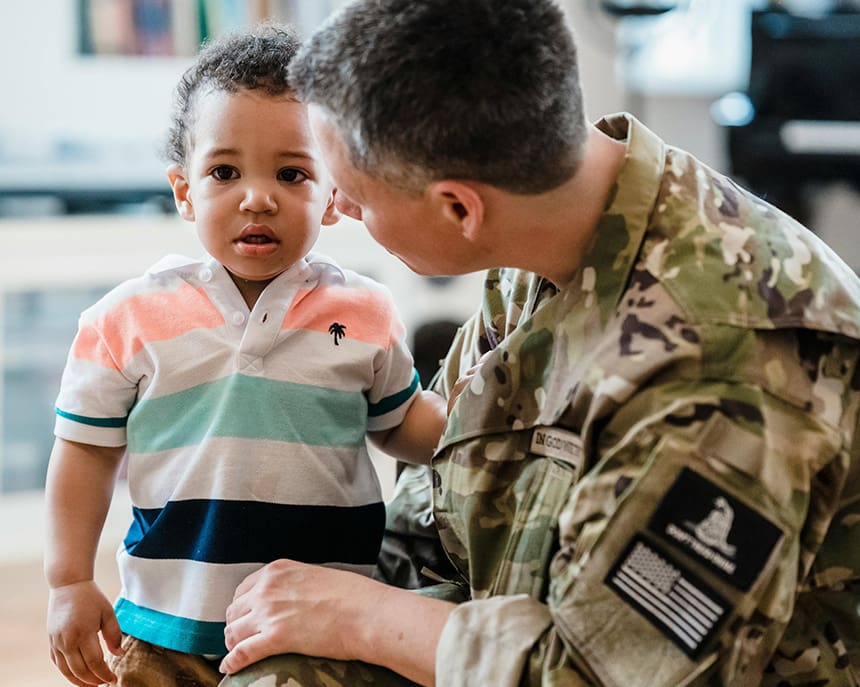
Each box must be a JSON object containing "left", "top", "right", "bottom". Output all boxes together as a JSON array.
[{"left": 241, "top": 234, "right": 275, "bottom": 244}]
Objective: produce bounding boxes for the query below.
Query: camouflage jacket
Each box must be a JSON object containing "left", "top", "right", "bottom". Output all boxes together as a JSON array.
[{"left": 430, "top": 114, "right": 860, "bottom": 686}]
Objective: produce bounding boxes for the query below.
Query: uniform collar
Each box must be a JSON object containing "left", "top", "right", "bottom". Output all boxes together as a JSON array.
[{"left": 577, "top": 112, "right": 666, "bottom": 325}]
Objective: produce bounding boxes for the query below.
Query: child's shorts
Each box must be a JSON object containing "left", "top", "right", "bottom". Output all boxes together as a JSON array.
[{"left": 108, "top": 634, "right": 223, "bottom": 686}]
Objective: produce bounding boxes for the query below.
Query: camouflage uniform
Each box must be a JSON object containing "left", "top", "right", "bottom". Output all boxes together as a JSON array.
[{"left": 221, "top": 114, "right": 860, "bottom": 686}]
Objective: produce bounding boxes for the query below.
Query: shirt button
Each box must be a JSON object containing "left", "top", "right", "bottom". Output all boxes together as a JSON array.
[
  {"left": 231, "top": 311, "right": 246, "bottom": 326},
  {"left": 199, "top": 268, "right": 213, "bottom": 282}
]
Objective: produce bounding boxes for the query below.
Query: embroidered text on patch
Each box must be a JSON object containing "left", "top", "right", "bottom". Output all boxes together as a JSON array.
[{"left": 530, "top": 426, "right": 583, "bottom": 470}]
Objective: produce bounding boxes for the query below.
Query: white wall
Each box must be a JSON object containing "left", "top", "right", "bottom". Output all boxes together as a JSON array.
[{"left": 0, "top": 0, "right": 857, "bottom": 267}]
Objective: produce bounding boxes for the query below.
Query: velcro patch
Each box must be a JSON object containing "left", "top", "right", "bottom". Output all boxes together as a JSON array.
[
  {"left": 647, "top": 468, "right": 783, "bottom": 591},
  {"left": 529, "top": 426, "right": 583, "bottom": 470},
  {"left": 606, "top": 535, "right": 728, "bottom": 658}
]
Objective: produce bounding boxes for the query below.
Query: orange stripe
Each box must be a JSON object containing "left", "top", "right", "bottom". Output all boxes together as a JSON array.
[
  {"left": 72, "top": 284, "right": 225, "bottom": 370},
  {"left": 282, "top": 284, "right": 402, "bottom": 348}
]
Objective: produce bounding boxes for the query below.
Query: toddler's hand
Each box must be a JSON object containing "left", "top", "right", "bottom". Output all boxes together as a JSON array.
[
  {"left": 447, "top": 351, "right": 492, "bottom": 415},
  {"left": 47, "top": 580, "right": 123, "bottom": 686}
]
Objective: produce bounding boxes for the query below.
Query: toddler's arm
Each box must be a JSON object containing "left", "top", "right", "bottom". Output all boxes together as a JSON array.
[
  {"left": 44, "top": 438, "right": 125, "bottom": 686},
  {"left": 368, "top": 390, "right": 447, "bottom": 465}
]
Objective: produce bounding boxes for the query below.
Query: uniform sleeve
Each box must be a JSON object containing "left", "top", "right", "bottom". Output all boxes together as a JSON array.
[
  {"left": 435, "top": 378, "right": 854, "bottom": 686},
  {"left": 54, "top": 316, "right": 137, "bottom": 447}
]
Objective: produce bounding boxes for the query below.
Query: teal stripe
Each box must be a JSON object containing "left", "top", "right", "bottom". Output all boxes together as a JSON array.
[
  {"left": 128, "top": 374, "right": 367, "bottom": 453},
  {"left": 368, "top": 368, "right": 420, "bottom": 417},
  {"left": 115, "top": 597, "right": 226, "bottom": 656},
  {"left": 55, "top": 407, "right": 127, "bottom": 428}
]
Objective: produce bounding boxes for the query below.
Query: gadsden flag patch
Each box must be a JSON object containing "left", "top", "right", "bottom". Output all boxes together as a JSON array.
[{"left": 647, "top": 468, "right": 783, "bottom": 591}]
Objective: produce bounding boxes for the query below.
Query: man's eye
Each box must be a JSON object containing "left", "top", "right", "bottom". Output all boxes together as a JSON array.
[
  {"left": 278, "top": 168, "right": 308, "bottom": 183},
  {"left": 211, "top": 166, "right": 237, "bottom": 181}
]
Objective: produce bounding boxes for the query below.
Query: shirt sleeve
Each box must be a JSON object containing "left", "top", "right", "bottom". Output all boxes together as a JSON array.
[
  {"left": 434, "top": 379, "right": 854, "bottom": 686},
  {"left": 54, "top": 316, "right": 137, "bottom": 447},
  {"left": 365, "top": 293, "right": 420, "bottom": 432}
]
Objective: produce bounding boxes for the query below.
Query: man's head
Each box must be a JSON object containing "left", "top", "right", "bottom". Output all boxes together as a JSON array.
[{"left": 290, "top": 0, "right": 588, "bottom": 196}]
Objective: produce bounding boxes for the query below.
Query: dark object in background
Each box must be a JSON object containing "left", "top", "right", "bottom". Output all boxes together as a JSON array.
[
  {"left": 412, "top": 319, "right": 462, "bottom": 388},
  {"left": 722, "top": 7, "right": 860, "bottom": 224}
]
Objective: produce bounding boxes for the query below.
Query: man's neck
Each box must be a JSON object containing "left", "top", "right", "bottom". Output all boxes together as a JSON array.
[{"left": 486, "top": 125, "right": 627, "bottom": 287}]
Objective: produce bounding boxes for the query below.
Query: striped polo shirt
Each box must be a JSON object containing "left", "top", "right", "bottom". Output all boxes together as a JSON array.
[{"left": 54, "top": 252, "right": 420, "bottom": 656}]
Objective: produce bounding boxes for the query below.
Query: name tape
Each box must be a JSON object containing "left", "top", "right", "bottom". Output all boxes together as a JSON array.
[{"left": 530, "top": 426, "right": 583, "bottom": 468}]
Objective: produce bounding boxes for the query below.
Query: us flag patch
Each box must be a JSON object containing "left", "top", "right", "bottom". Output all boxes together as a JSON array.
[{"left": 605, "top": 535, "right": 728, "bottom": 658}]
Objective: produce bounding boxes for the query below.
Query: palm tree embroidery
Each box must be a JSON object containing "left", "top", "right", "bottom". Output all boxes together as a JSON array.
[{"left": 328, "top": 322, "right": 347, "bottom": 345}]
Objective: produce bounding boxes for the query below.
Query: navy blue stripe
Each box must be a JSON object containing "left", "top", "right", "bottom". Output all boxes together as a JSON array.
[
  {"left": 124, "top": 499, "right": 385, "bottom": 565},
  {"left": 56, "top": 407, "right": 127, "bottom": 428},
  {"left": 367, "top": 368, "right": 420, "bottom": 417}
]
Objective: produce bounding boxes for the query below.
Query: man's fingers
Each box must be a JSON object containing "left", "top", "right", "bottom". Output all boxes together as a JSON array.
[
  {"left": 219, "top": 632, "right": 266, "bottom": 675},
  {"left": 223, "top": 606, "right": 258, "bottom": 651},
  {"left": 232, "top": 565, "right": 265, "bottom": 600},
  {"left": 224, "top": 594, "right": 253, "bottom": 625}
]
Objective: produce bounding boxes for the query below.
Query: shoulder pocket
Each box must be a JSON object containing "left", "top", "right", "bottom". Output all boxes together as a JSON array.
[{"left": 550, "top": 429, "right": 792, "bottom": 687}]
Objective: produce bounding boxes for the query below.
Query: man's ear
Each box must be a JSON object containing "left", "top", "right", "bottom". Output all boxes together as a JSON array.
[
  {"left": 321, "top": 188, "right": 342, "bottom": 226},
  {"left": 166, "top": 164, "right": 195, "bottom": 222},
  {"left": 428, "top": 180, "right": 485, "bottom": 241}
]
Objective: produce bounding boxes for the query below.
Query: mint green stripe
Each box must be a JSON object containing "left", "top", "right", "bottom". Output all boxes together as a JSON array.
[
  {"left": 368, "top": 368, "right": 420, "bottom": 417},
  {"left": 55, "top": 407, "right": 127, "bottom": 428},
  {"left": 128, "top": 375, "right": 367, "bottom": 453},
  {"left": 115, "top": 597, "right": 226, "bottom": 656}
]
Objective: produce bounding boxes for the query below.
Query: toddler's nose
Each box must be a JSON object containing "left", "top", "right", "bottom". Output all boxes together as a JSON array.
[{"left": 240, "top": 182, "right": 277, "bottom": 214}]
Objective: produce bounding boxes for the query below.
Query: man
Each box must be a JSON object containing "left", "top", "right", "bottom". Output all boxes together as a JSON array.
[{"left": 218, "top": 1, "right": 860, "bottom": 685}]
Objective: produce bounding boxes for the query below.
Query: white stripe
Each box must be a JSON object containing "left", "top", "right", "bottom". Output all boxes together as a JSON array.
[
  {"left": 617, "top": 567, "right": 705, "bottom": 641},
  {"left": 54, "top": 414, "right": 127, "bottom": 448},
  {"left": 137, "top": 328, "right": 385, "bottom": 397},
  {"left": 616, "top": 569, "right": 703, "bottom": 644},
  {"left": 118, "top": 553, "right": 261, "bottom": 623},
  {"left": 677, "top": 577, "right": 724, "bottom": 616},
  {"left": 127, "top": 438, "right": 382, "bottom": 509},
  {"left": 671, "top": 582, "right": 722, "bottom": 624},
  {"left": 781, "top": 120, "right": 860, "bottom": 155},
  {"left": 117, "top": 553, "right": 378, "bottom": 624},
  {"left": 613, "top": 574, "right": 698, "bottom": 650}
]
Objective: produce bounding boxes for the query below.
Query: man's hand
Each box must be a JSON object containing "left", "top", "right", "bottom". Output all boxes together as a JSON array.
[
  {"left": 47, "top": 580, "right": 123, "bottom": 686},
  {"left": 221, "top": 559, "right": 454, "bottom": 686},
  {"left": 220, "top": 559, "right": 385, "bottom": 675},
  {"left": 447, "top": 352, "right": 491, "bottom": 415}
]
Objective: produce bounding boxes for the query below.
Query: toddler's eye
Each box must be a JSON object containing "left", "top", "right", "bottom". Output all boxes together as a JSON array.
[
  {"left": 278, "top": 168, "right": 308, "bottom": 183},
  {"left": 211, "top": 166, "right": 238, "bottom": 181}
]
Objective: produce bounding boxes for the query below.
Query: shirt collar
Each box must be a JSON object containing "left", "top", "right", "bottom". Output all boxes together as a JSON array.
[
  {"left": 145, "top": 252, "right": 346, "bottom": 286},
  {"left": 146, "top": 253, "right": 205, "bottom": 276}
]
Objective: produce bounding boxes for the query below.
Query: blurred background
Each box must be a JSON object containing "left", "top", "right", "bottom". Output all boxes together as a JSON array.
[{"left": 0, "top": 0, "right": 858, "bottom": 683}]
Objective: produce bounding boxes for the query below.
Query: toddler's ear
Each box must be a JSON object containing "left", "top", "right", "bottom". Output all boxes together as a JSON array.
[
  {"left": 166, "top": 164, "right": 195, "bottom": 222},
  {"left": 321, "top": 189, "right": 341, "bottom": 226}
]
